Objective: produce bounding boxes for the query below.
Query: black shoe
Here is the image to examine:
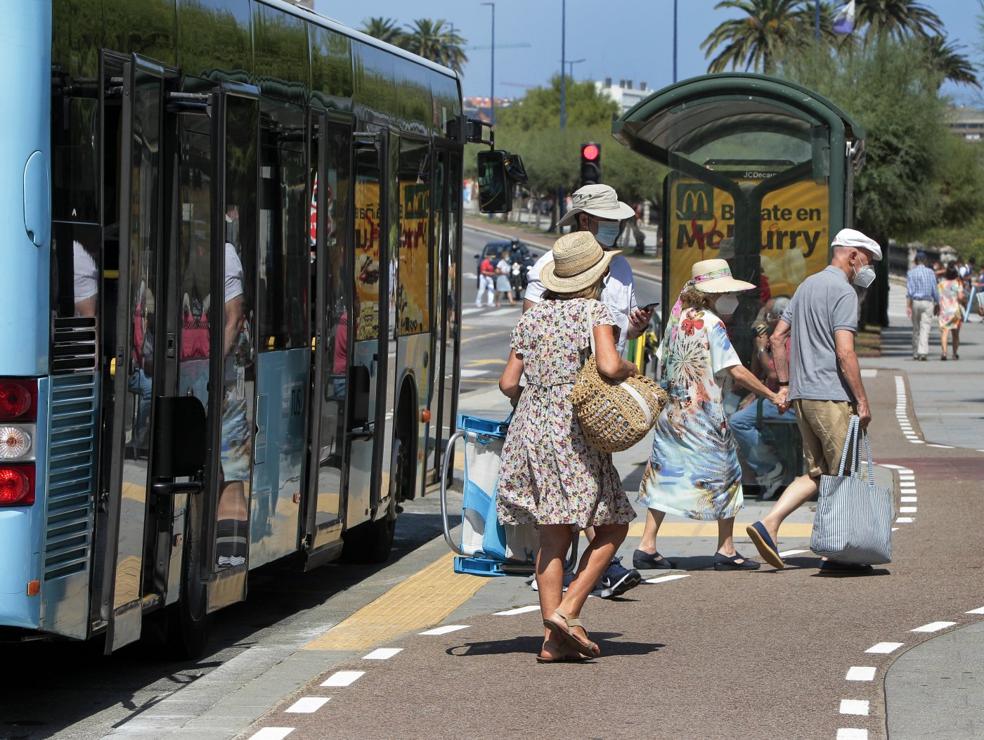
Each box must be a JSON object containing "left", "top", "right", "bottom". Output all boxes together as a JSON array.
[
  {"left": 632, "top": 548, "right": 675, "bottom": 570},
  {"left": 713, "top": 551, "right": 761, "bottom": 570},
  {"left": 819, "top": 560, "right": 873, "bottom": 574}
]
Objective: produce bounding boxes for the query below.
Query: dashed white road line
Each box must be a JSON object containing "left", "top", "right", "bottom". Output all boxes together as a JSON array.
[
  {"left": 911, "top": 621, "right": 957, "bottom": 633},
  {"left": 494, "top": 605, "right": 541, "bottom": 616},
  {"left": 285, "top": 697, "right": 330, "bottom": 714},
  {"left": 927, "top": 444, "right": 954, "bottom": 449},
  {"left": 965, "top": 606, "right": 984, "bottom": 615},
  {"left": 250, "top": 729, "right": 295, "bottom": 740},
  {"left": 900, "top": 496, "right": 918, "bottom": 503},
  {"left": 644, "top": 574, "right": 691, "bottom": 585},
  {"left": 865, "top": 642, "right": 904, "bottom": 654},
  {"left": 839, "top": 699, "right": 870, "bottom": 716},
  {"left": 896, "top": 517, "right": 914, "bottom": 524},
  {"left": 321, "top": 670, "right": 365, "bottom": 687},
  {"left": 363, "top": 647, "right": 403, "bottom": 660},
  {"left": 419, "top": 624, "right": 469, "bottom": 636},
  {"left": 845, "top": 666, "right": 877, "bottom": 681},
  {"left": 899, "top": 506, "right": 918, "bottom": 513},
  {"left": 837, "top": 729, "right": 868, "bottom": 740},
  {"left": 779, "top": 549, "right": 808, "bottom": 557}
]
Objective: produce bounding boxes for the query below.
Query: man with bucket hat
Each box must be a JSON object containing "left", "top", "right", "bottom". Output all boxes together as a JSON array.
[
  {"left": 524, "top": 184, "right": 654, "bottom": 354},
  {"left": 747, "top": 228, "right": 882, "bottom": 573}
]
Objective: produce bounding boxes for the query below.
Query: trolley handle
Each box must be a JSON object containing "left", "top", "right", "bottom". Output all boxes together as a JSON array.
[{"left": 439, "top": 430, "right": 468, "bottom": 556}]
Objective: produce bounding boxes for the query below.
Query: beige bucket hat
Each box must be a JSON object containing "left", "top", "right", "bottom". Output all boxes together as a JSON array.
[
  {"left": 691, "top": 258, "right": 755, "bottom": 294},
  {"left": 557, "top": 184, "right": 636, "bottom": 228},
  {"left": 540, "top": 231, "right": 616, "bottom": 293}
]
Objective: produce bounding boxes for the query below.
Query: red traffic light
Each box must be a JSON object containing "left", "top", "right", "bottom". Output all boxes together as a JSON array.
[{"left": 581, "top": 143, "right": 600, "bottom": 161}]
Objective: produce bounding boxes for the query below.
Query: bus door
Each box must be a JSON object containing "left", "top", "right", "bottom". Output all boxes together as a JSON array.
[
  {"left": 98, "top": 54, "right": 168, "bottom": 652},
  {"left": 302, "top": 114, "right": 352, "bottom": 562},
  {"left": 346, "top": 133, "right": 389, "bottom": 529}
]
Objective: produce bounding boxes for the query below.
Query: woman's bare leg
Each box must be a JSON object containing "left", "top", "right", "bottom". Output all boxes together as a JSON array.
[
  {"left": 941, "top": 326, "right": 949, "bottom": 357},
  {"left": 636, "top": 507, "right": 666, "bottom": 555},
  {"left": 536, "top": 525, "right": 574, "bottom": 644}
]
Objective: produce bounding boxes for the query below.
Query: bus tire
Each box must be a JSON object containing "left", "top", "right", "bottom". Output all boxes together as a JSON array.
[{"left": 167, "top": 497, "right": 210, "bottom": 659}]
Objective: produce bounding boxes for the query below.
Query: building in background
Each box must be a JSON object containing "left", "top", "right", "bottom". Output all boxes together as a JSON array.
[
  {"left": 463, "top": 96, "right": 513, "bottom": 123},
  {"left": 948, "top": 107, "right": 984, "bottom": 142},
  {"left": 594, "top": 78, "right": 651, "bottom": 113}
]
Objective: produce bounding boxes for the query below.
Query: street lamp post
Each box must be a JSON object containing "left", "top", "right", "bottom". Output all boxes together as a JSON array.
[
  {"left": 564, "top": 58, "right": 586, "bottom": 80},
  {"left": 481, "top": 1, "right": 496, "bottom": 124},
  {"left": 559, "top": 0, "right": 567, "bottom": 129},
  {"left": 672, "top": 0, "right": 678, "bottom": 83}
]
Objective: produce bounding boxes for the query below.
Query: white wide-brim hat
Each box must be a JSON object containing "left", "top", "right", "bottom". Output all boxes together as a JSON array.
[
  {"left": 691, "top": 258, "right": 756, "bottom": 294},
  {"left": 557, "top": 184, "right": 636, "bottom": 228},
  {"left": 540, "top": 231, "right": 616, "bottom": 293}
]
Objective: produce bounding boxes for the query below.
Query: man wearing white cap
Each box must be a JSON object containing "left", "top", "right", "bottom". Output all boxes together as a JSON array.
[
  {"left": 524, "top": 184, "right": 654, "bottom": 354},
  {"left": 747, "top": 228, "right": 882, "bottom": 573}
]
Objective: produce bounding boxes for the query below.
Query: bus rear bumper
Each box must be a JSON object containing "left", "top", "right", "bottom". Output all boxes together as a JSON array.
[{"left": 0, "top": 509, "right": 41, "bottom": 629}]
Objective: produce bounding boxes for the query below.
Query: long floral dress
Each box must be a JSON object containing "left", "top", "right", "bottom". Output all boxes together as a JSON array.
[
  {"left": 496, "top": 298, "right": 636, "bottom": 529},
  {"left": 638, "top": 306, "right": 744, "bottom": 520},
  {"left": 938, "top": 278, "right": 964, "bottom": 330}
]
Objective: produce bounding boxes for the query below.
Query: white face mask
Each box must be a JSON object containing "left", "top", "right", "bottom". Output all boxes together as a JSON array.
[
  {"left": 853, "top": 264, "right": 876, "bottom": 289},
  {"left": 594, "top": 221, "right": 620, "bottom": 247},
  {"left": 715, "top": 294, "right": 739, "bottom": 316}
]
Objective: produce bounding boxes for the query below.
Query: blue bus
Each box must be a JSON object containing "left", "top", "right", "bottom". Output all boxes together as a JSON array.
[{"left": 0, "top": 0, "right": 485, "bottom": 655}]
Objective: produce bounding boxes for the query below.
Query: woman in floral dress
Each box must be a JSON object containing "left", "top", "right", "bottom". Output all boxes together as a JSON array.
[
  {"left": 633, "top": 259, "right": 783, "bottom": 571},
  {"left": 497, "top": 232, "right": 640, "bottom": 663},
  {"left": 937, "top": 264, "right": 965, "bottom": 360}
]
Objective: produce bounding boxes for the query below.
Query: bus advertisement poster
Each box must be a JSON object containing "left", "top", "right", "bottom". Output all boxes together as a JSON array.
[
  {"left": 397, "top": 180, "right": 430, "bottom": 335},
  {"left": 355, "top": 177, "right": 381, "bottom": 340},
  {"left": 667, "top": 175, "right": 830, "bottom": 303}
]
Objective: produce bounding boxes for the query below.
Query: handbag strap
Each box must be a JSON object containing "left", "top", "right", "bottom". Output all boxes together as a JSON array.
[
  {"left": 584, "top": 301, "right": 596, "bottom": 356},
  {"left": 860, "top": 427, "right": 875, "bottom": 486},
  {"left": 836, "top": 415, "right": 860, "bottom": 477}
]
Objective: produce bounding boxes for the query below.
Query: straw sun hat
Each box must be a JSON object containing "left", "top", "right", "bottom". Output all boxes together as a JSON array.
[
  {"left": 690, "top": 258, "right": 755, "bottom": 294},
  {"left": 540, "top": 231, "right": 616, "bottom": 293}
]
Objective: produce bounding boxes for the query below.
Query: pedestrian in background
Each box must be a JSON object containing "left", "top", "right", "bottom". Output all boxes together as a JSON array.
[
  {"left": 475, "top": 253, "right": 496, "bottom": 308},
  {"left": 748, "top": 229, "right": 881, "bottom": 574},
  {"left": 495, "top": 251, "right": 514, "bottom": 307},
  {"left": 633, "top": 259, "right": 783, "bottom": 572},
  {"left": 906, "top": 251, "right": 939, "bottom": 361},
  {"left": 938, "top": 264, "right": 965, "bottom": 361},
  {"left": 497, "top": 231, "right": 640, "bottom": 662},
  {"left": 524, "top": 183, "right": 655, "bottom": 596}
]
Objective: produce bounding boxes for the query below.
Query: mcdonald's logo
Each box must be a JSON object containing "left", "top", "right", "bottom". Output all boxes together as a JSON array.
[{"left": 676, "top": 183, "right": 714, "bottom": 220}]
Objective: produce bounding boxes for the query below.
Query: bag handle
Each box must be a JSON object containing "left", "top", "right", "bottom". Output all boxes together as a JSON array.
[
  {"left": 585, "top": 302, "right": 596, "bottom": 356},
  {"left": 836, "top": 415, "right": 860, "bottom": 477},
  {"left": 860, "top": 427, "right": 875, "bottom": 487}
]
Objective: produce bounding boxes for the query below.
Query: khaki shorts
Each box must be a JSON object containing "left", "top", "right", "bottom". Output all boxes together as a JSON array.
[{"left": 793, "top": 399, "right": 855, "bottom": 479}]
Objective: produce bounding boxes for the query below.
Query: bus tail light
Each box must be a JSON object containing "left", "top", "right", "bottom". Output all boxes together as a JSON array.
[
  {"left": 0, "top": 464, "right": 35, "bottom": 506},
  {"left": 0, "top": 379, "right": 37, "bottom": 422}
]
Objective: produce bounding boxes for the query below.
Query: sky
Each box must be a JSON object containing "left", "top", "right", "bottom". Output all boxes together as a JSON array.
[{"left": 315, "top": 0, "right": 983, "bottom": 106}]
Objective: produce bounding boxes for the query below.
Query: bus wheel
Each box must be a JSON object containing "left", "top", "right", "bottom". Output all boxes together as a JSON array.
[
  {"left": 166, "top": 500, "right": 210, "bottom": 658},
  {"left": 341, "top": 498, "right": 396, "bottom": 564}
]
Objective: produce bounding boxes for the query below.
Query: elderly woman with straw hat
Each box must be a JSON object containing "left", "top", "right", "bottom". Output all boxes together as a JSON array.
[
  {"left": 497, "top": 231, "right": 640, "bottom": 663},
  {"left": 632, "top": 259, "right": 784, "bottom": 572}
]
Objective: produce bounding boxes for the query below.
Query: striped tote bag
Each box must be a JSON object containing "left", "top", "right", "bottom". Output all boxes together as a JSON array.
[{"left": 811, "top": 416, "right": 894, "bottom": 565}]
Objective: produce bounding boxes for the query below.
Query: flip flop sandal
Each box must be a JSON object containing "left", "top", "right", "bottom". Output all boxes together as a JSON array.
[
  {"left": 543, "top": 609, "right": 601, "bottom": 658},
  {"left": 746, "top": 521, "right": 785, "bottom": 570},
  {"left": 536, "top": 642, "right": 591, "bottom": 663}
]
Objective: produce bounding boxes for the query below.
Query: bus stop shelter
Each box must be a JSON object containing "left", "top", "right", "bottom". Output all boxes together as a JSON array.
[{"left": 613, "top": 73, "right": 868, "bottom": 360}]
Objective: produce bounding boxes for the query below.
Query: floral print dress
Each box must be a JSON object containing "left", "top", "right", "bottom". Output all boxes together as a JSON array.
[
  {"left": 496, "top": 299, "right": 636, "bottom": 529},
  {"left": 638, "top": 306, "right": 744, "bottom": 520},
  {"left": 938, "top": 278, "right": 964, "bottom": 330}
]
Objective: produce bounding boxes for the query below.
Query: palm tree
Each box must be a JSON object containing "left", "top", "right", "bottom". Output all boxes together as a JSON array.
[
  {"left": 853, "top": 0, "right": 943, "bottom": 41},
  {"left": 360, "top": 16, "right": 403, "bottom": 46},
  {"left": 921, "top": 36, "right": 980, "bottom": 89},
  {"left": 402, "top": 19, "right": 468, "bottom": 74},
  {"left": 701, "top": 0, "right": 821, "bottom": 74}
]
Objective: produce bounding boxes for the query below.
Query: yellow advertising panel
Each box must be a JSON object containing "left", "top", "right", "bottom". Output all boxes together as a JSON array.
[
  {"left": 397, "top": 180, "right": 430, "bottom": 335},
  {"left": 667, "top": 177, "right": 830, "bottom": 302},
  {"left": 354, "top": 177, "right": 381, "bottom": 341}
]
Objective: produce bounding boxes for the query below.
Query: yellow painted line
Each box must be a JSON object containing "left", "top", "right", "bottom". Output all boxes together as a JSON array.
[
  {"left": 626, "top": 521, "right": 813, "bottom": 538},
  {"left": 465, "top": 358, "right": 507, "bottom": 367},
  {"left": 304, "top": 552, "right": 487, "bottom": 651}
]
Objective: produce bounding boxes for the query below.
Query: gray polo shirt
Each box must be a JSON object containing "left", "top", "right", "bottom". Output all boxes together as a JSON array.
[{"left": 782, "top": 266, "right": 859, "bottom": 402}]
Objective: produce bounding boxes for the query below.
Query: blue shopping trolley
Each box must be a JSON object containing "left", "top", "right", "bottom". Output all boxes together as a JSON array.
[{"left": 440, "top": 414, "right": 539, "bottom": 576}]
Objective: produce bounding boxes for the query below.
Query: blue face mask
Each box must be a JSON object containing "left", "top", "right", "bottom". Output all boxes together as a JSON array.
[{"left": 595, "top": 221, "right": 621, "bottom": 247}]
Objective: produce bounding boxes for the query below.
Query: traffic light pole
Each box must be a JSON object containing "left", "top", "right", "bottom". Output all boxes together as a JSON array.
[{"left": 554, "top": 0, "right": 567, "bottom": 232}]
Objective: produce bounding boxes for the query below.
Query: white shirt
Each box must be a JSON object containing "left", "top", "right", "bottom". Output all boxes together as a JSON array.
[
  {"left": 525, "top": 250, "right": 638, "bottom": 354},
  {"left": 73, "top": 241, "right": 98, "bottom": 301},
  {"left": 225, "top": 242, "right": 244, "bottom": 304}
]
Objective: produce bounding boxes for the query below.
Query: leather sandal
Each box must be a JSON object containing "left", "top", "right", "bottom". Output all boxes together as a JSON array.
[
  {"left": 543, "top": 609, "right": 601, "bottom": 658},
  {"left": 536, "top": 639, "right": 590, "bottom": 663}
]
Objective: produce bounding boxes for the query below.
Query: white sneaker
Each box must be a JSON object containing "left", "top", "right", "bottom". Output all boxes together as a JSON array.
[{"left": 759, "top": 462, "right": 784, "bottom": 501}]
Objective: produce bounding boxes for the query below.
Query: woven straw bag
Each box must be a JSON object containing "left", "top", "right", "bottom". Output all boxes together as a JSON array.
[{"left": 571, "top": 310, "right": 667, "bottom": 453}]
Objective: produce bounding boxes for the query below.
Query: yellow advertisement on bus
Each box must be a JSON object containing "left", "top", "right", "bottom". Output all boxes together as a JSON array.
[
  {"left": 667, "top": 175, "right": 830, "bottom": 302},
  {"left": 354, "top": 177, "right": 381, "bottom": 341},
  {"left": 398, "top": 180, "right": 430, "bottom": 335}
]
